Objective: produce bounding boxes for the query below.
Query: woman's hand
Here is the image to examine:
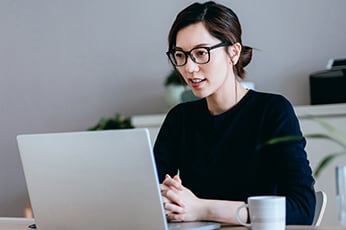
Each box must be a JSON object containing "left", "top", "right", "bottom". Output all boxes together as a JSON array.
[
  {"left": 160, "top": 174, "right": 206, "bottom": 222},
  {"left": 160, "top": 174, "right": 248, "bottom": 224}
]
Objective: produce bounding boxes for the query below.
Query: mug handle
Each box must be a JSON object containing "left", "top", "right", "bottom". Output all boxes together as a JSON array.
[{"left": 236, "top": 204, "right": 251, "bottom": 227}]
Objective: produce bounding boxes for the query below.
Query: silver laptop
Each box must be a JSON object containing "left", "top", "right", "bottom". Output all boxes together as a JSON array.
[{"left": 17, "top": 129, "right": 220, "bottom": 230}]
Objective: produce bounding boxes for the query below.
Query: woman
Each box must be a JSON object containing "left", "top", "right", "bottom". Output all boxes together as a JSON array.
[{"left": 154, "top": 1, "right": 315, "bottom": 225}]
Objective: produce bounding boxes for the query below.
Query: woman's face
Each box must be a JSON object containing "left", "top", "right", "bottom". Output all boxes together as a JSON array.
[{"left": 175, "top": 22, "right": 235, "bottom": 99}]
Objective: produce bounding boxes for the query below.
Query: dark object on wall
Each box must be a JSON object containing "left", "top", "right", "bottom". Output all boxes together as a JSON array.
[
  {"left": 309, "top": 68, "right": 346, "bottom": 105},
  {"left": 327, "top": 58, "right": 346, "bottom": 69}
]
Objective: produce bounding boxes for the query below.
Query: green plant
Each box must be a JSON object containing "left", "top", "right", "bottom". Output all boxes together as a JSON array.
[
  {"left": 164, "top": 69, "right": 184, "bottom": 86},
  {"left": 88, "top": 113, "right": 134, "bottom": 131},
  {"left": 305, "top": 117, "right": 346, "bottom": 178},
  {"left": 263, "top": 117, "right": 346, "bottom": 178}
]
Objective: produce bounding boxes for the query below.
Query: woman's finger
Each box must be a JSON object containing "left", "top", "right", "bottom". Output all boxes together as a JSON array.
[
  {"left": 161, "top": 195, "right": 170, "bottom": 203},
  {"left": 164, "top": 201, "right": 185, "bottom": 214},
  {"left": 161, "top": 188, "right": 185, "bottom": 208},
  {"left": 166, "top": 212, "right": 184, "bottom": 222},
  {"left": 163, "top": 174, "right": 183, "bottom": 191},
  {"left": 173, "top": 175, "right": 182, "bottom": 184},
  {"left": 160, "top": 183, "right": 170, "bottom": 191}
]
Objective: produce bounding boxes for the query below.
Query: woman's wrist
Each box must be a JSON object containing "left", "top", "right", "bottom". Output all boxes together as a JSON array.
[
  {"left": 197, "top": 199, "right": 211, "bottom": 221},
  {"left": 200, "top": 199, "right": 221, "bottom": 221}
]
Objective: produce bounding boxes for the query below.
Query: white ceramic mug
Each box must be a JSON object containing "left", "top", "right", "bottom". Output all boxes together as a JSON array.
[{"left": 236, "top": 196, "right": 286, "bottom": 230}]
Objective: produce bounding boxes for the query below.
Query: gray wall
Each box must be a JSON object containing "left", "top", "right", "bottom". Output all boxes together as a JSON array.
[{"left": 0, "top": 0, "right": 345, "bottom": 217}]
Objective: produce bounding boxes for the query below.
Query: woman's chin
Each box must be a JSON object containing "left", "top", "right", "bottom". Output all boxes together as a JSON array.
[{"left": 191, "top": 87, "right": 210, "bottom": 97}]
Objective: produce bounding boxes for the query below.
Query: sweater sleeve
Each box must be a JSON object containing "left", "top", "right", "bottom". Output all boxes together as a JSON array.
[
  {"left": 262, "top": 96, "right": 316, "bottom": 225},
  {"left": 153, "top": 106, "right": 181, "bottom": 182}
]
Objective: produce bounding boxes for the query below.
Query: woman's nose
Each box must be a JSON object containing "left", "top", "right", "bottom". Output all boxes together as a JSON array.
[{"left": 184, "top": 56, "right": 199, "bottom": 73}]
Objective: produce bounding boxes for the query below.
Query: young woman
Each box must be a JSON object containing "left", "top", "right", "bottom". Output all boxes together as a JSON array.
[{"left": 154, "top": 1, "right": 315, "bottom": 225}]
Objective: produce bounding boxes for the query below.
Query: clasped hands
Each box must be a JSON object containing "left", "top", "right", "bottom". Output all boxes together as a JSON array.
[{"left": 160, "top": 174, "right": 205, "bottom": 222}]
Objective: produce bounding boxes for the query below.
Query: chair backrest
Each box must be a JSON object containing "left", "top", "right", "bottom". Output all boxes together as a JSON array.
[{"left": 312, "top": 191, "right": 327, "bottom": 226}]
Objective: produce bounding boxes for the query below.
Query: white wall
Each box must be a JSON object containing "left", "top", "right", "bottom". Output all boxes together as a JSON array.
[{"left": 0, "top": 0, "right": 346, "bottom": 217}]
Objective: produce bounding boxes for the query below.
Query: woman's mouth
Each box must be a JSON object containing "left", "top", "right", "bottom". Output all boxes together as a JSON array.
[
  {"left": 189, "top": 78, "right": 206, "bottom": 89},
  {"left": 191, "top": 79, "right": 204, "bottom": 83}
]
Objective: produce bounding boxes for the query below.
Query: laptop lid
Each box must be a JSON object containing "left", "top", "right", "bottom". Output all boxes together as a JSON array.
[{"left": 17, "top": 128, "right": 220, "bottom": 230}]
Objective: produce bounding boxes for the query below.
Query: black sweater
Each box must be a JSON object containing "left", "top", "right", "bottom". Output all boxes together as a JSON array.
[{"left": 153, "top": 90, "right": 316, "bottom": 225}]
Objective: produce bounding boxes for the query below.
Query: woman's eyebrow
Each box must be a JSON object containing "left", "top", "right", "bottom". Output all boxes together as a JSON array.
[{"left": 175, "top": 43, "right": 211, "bottom": 51}]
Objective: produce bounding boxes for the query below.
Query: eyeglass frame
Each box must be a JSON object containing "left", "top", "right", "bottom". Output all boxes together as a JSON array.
[{"left": 166, "top": 42, "right": 231, "bottom": 67}]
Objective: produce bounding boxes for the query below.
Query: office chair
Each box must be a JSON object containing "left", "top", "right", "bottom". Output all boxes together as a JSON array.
[{"left": 312, "top": 190, "right": 327, "bottom": 226}]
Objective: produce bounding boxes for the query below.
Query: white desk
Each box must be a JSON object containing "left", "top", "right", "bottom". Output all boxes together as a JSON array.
[
  {"left": 0, "top": 218, "right": 344, "bottom": 230},
  {"left": 0, "top": 218, "right": 34, "bottom": 230}
]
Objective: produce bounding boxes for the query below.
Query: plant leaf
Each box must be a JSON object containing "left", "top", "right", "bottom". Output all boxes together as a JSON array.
[
  {"left": 305, "top": 133, "right": 346, "bottom": 148},
  {"left": 256, "top": 135, "right": 304, "bottom": 152},
  {"left": 314, "top": 151, "right": 346, "bottom": 178},
  {"left": 309, "top": 117, "right": 346, "bottom": 147},
  {"left": 264, "top": 135, "right": 304, "bottom": 145},
  {"left": 87, "top": 113, "right": 134, "bottom": 130}
]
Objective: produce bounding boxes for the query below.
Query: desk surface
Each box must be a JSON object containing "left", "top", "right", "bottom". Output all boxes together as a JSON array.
[{"left": 0, "top": 218, "right": 344, "bottom": 230}]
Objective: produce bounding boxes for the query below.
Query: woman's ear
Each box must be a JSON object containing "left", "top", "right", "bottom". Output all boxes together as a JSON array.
[{"left": 228, "top": 42, "right": 242, "bottom": 65}]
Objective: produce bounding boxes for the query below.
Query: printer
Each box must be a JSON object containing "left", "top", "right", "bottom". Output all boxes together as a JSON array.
[{"left": 310, "top": 59, "right": 346, "bottom": 105}]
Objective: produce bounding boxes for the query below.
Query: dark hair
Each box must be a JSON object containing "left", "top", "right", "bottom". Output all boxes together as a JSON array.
[{"left": 168, "top": 1, "right": 252, "bottom": 79}]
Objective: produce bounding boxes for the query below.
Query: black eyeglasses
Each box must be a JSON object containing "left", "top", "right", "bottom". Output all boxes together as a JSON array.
[{"left": 166, "top": 42, "right": 230, "bottom": 67}]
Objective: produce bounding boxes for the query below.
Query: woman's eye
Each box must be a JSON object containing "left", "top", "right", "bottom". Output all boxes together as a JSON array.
[
  {"left": 174, "top": 52, "right": 184, "bottom": 59},
  {"left": 195, "top": 50, "right": 208, "bottom": 57}
]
